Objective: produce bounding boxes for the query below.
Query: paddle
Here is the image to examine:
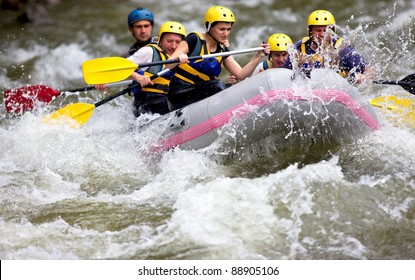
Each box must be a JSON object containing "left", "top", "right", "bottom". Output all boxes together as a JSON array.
[
  {"left": 82, "top": 47, "right": 265, "bottom": 84},
  {"left": 370, "top": 95, "right": 415, "bottom": 127},
  {"left": 43, "top": 69, "right": 170, "bottom": 127},
  {"left": 370, "top": 73, "right": 415, "bottom": 116},
  {"left": 373, "top": 73, "right": 415, "bottom": 95},
  {"left": 4, "top": 80, "right": 132, "bottom": 113},
  {"left": 370, "top": 95, "right": 413, "bottom": 111}
]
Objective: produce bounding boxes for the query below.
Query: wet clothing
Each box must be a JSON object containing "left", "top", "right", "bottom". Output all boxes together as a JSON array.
[
  {"left": 132, "top": 89, "right": 171, "bottom": 117},
  {"left": 283, "top": 36, "right": 367, "bottom": 81},
  {"left": 128, "top": 44, "right": 174, "bottom": 117},
  {"left": 168, "top": 32, "right": 229, "bottom": 110}
]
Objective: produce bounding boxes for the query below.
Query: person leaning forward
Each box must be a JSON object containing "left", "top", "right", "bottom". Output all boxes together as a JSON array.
[
  {"left": 227, "top": 33, "right": 293, "bottom": 85},
  {"left": 127, "top": 21, "right": 187, "bottom": 117},
  {"left": 284, "top": 9, "right": 375, "bottom": 84},
  {"left": 165, "top": 6, "right": 270, "bottom": 111},
  {"left": 252, "top": 33, "right": 293, "bottom": 75}
]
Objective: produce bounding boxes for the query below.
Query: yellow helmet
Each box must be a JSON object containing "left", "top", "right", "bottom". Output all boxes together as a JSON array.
[
  {"left": 204, "top": 6, "right": 235, "bottom": 31},
  {"left": 158, "top": 21, "right": 186, "bottom": 43},
  {"left": 307, "top": 10, "right": 335, "bottom": 27},
  {"left": 267, "top": 33, "right": 292, "bottom": 52}
]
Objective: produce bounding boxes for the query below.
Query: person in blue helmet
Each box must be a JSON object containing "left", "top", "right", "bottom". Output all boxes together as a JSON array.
[
  {"left": 122, "top": 7, "right": 157, "bottom": 57},
  {"left": 284, "top": 9, "right": 375, "bottom": 84},
  {"left": 95, "top": 7, "right": 156, "bottom": 90},
  {"left": 95, "top": 21, "right": 187, "bottom": 117},
  {"left": 127, "top": 21, "right": 187, "bottom": 117}
]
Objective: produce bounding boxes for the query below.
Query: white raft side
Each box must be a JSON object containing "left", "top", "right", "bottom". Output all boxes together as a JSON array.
[
  {"left": 206, "top": 68, "right": 294, "bottom": 118},
  {"left": 222, "top": 68, "right": 380, "bottom": 149},
  {"left": 308, "top": 68, "right": 377, "bottom": 117},
  {"left": 154, "top": 69, "right": 292, "bottom": 152},
  {"left": 151, "top": 68, "right": 378, "bottom": 152}
]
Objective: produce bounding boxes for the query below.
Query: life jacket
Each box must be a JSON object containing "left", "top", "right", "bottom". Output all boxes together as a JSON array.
[
  {"left": 262, "top": 59, "right": 272, "bottom": 70},
  {"left": 141, "top": 43, "right": 172, "bottom": 95},
  {"left": 174, "top": 32, "right": 225, "bottom": 84},
  {"left": 126, "top": 36, "right": 158, "bottom": 57},
  {"left": 300, "top": 36, "right": 348, "bottom": 77}
]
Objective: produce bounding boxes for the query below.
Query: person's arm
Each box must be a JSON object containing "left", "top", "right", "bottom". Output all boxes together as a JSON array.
[
  {"left": 340, "top": 45, "right": 375, "bottom": 84},
  {"left": 223, "top": 43, "right": 270, "bottom": 80},
  {"left": 251, "top": 62, "right": 265, "bottom": 76},
  {"left": 165, "top": 33, "right": 198, "bottom": 69},
  {"left": 353, "top": 65, "right": 376, "bottom": 84},
  {"left": 127, "top": 46, "right": 153, "bottom": 67},
  {"left": 94, "top": 46, "right": 155, "bottom": 90},
  {"left": 165, "top": 40, "right": 190, "bottom": 69},
  {"left": 127, "top": 47, "right": 154, "bottom": 87},
  {"left": 226, "top": 74, "right": 239, "bottom": 86}
]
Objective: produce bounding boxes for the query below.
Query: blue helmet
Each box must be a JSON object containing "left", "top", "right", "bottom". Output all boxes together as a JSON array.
[{"left": 128, "top": 7, "right": 154, "bottom": 27}]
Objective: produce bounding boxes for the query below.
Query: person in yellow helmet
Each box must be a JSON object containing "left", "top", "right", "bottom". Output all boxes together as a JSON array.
[
  {"left": 252, "top": 33, "right": 293, "bottom": 75},
  {"left": 166, "top": 6, "right": 270, "bottom": 110},
  {"left": 125, "top": 21, "right": 187, "bottom": 116},
  {"left": 227, "top": 33, "right": 293, "bottom": 85},
  {"left": 97, "top": 21, "right": 185, "bottom": 117},
  {"left": 284, "top": 9, "right": 375, "bottom": 84}
]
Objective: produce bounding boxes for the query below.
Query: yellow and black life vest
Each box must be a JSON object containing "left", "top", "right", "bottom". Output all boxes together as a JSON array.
[
  {"left": 300, "top": 37, "right": 348, "bottom": 77},
  {"left": 174, "top": 32, "right": 225, "bottom": 84},
  {"left": 142, "top": 44, "right": 171, "bottom": 95}
]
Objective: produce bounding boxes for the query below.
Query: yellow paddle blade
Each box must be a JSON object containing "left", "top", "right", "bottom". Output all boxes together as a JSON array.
[
  {"left": 82, "top": 57, "right": 137, "bottom": 84},
  {"left": 370, "top": 95, "right": 415, "bottom": 127},
  {"left": 370, "top": 96, "right": 413, "bottom": 110},
  {"left": 43, "top": 103, "right": 96, "bottom": 128}
]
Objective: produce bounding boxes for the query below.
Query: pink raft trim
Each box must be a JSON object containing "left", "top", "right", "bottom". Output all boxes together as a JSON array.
[{"left": 150, "top": 88, "right": 379, "bottom": 153}]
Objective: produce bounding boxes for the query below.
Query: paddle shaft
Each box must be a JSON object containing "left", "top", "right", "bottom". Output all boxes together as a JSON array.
[
  {"left": 96, "top": 47, "right": 262, "bottom": 104},
  {"left": 373, "top": 80, "right": 415, "bottom": 94},
  {"left": 94, "top": 84, "right": 139, "bottom": 108},
  {"left": 373, "top": 73, "right": 415, "bottom": 94},
  {"left": 135, "top": 47, "right": 265, "bottom": 69},
  {"left": 82, "top": 47, "right": 265, "bottom": 84},
  {"left": 63, "top": 80, "right": 133, "bottom": 92},
  {"left": 90, "top": 47, "right": 261, "bottom": 107},
  {"left": 374, "top": 80, "right": 409, "bottom": 86}
]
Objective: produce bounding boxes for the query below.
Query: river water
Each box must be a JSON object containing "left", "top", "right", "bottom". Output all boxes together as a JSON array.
[{"left": 0, "top": 0, "right": 414, "bottom": 260}]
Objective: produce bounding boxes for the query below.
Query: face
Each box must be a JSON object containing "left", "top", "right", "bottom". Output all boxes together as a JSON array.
[
  {"left": 160, "top": 33, "right": 184, "bottom": 56},
  {"left": 309, "top": 25, "right": 327, "bottom": 43},
  {"left": 209, "top": 22, "right": 232, "bottom": 44},
  {"left": 270, "top": 51, "right": 289, "bottom": 68},
  {"left": 129, "top": 19, "right": 153, "bottom": 43}
]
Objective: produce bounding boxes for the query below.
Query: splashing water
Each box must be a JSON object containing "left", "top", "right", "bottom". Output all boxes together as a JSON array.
[{"left": 1, "top": 0, "right": 415, "bottom": 261}]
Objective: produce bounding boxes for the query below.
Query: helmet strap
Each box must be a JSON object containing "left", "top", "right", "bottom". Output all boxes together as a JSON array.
[{"left": 207, "top": 30, "right": 220, "bottom": 44}]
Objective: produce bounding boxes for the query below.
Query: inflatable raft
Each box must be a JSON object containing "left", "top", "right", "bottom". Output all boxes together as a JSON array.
[{"left": 143, "top": 68, "right": 379, "bottom": 156}]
